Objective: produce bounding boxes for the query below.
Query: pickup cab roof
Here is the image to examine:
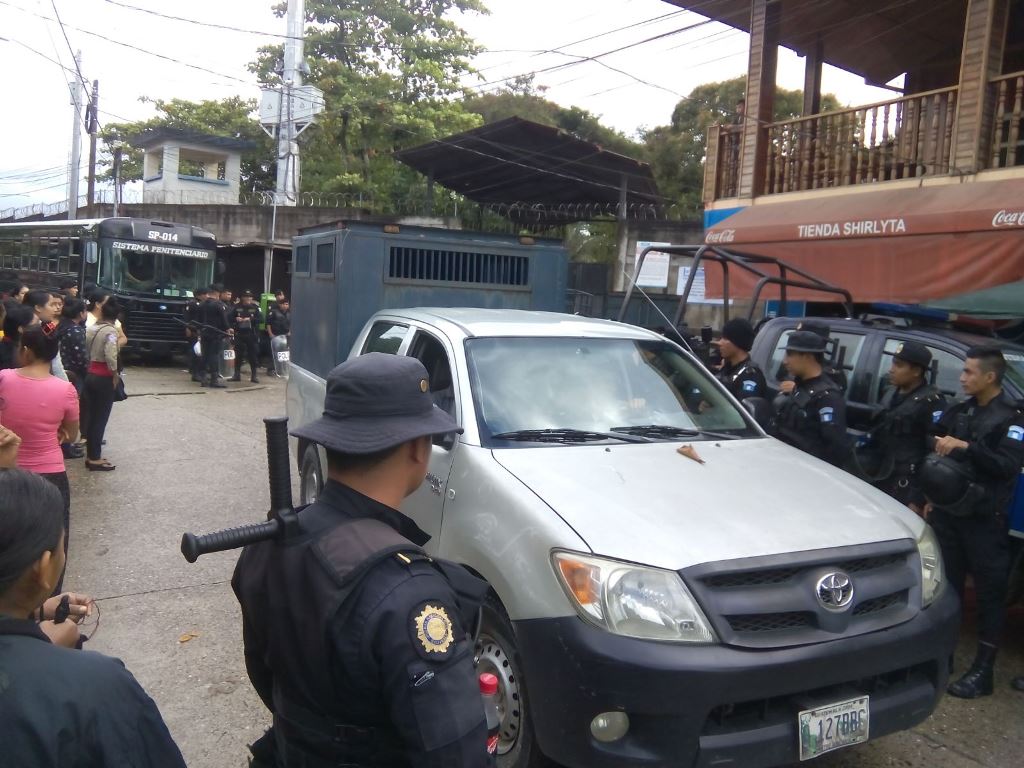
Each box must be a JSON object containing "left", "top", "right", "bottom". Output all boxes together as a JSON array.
[{"left": 382, "top": 308, "right": 664, "bottom": 342}]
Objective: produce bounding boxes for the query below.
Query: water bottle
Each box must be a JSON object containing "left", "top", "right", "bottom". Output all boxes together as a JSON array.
[{"left": 479, "top": 672, "right": 500, "bottom": 757}]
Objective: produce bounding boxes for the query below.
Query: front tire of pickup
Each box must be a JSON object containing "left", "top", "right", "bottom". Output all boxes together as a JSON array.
[
  {"left": 476, "top": 596, "right": 546, "bottom": 768},
  {"left": 299, "top": 443, "right": 323, "bottom": 505}
]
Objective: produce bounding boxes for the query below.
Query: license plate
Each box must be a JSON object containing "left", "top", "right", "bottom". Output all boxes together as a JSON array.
[{"left": 798, "top": 696, "right": 869, "bottom": 761}]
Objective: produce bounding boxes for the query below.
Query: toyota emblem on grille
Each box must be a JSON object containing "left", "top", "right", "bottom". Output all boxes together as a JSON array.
[{"left": 815, "top": 572, "right": 854, "bottom": 611}]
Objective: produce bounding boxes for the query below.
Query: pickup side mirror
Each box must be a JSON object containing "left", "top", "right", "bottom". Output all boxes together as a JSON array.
[{"left": 741, "top": 396, "right": 773, "bottom": 429}]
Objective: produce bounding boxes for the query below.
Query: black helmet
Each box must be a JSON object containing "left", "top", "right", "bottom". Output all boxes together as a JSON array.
[
  {"left": 918, "top": 454, "right": 976, "bottom": 515},
  {"left": 851, "top": 442, "right": 894, "bottom": 483}
]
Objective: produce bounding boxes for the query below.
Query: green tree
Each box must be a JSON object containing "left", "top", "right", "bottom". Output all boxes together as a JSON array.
[
  {"left": 464, "top": 78, "right": 641, "bottom": 158},
  {"left": 641, "top": 76, "right": 841, "bottom": 210},
  {"left": 252, "top": 0, "right": 488, "bottom": 205},
  {"left": 99, "top": 97, "right": 275, "bottom": 192}
]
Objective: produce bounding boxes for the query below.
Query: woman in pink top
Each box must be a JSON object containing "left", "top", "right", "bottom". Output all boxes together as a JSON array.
[{"left": 0, "top": 323, "right": 79, "bottom": 591}]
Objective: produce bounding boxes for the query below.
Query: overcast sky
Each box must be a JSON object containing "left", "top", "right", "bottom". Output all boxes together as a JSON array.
[{"left": 0, "top": 0, "right": 896, "bottom": 210}]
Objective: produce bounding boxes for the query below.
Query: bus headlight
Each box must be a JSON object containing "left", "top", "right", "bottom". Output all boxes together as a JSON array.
[{"left": 553, "top": 551, "right": 716, "bottom": 643}]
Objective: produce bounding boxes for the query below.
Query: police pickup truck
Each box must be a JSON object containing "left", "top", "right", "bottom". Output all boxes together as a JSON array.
[{"left": 286, "top": 222, "right": 959, "bottom": 768}]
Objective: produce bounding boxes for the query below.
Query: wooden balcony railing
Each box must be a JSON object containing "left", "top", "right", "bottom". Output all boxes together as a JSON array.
[
  {"left": 763, "top": 87, "right": 958, "bottom": 194},
  {"left": 990, "top": 71, "right": 1024, "bottom": 168},
  {"left": 702, "top": 88, "right": 965, "bottom": 202}
]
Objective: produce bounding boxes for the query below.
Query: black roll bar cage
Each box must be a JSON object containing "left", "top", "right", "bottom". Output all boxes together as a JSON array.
[{"left": 618, "top": 244, "right": 854, "bottom": 327}]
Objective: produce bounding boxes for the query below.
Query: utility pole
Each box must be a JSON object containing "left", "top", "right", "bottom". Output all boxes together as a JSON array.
[
  {"left": 276, "top": 0, "right": 305, "bottom": 205},
  {"left": 67, "top": 51, "right": 84, "bottom": 220},
  {"left": 112, "top": 144, "right": 123, "bottom": 217},
  {"left": 86, "top": 80, "right": 99, "bottom": 212}
]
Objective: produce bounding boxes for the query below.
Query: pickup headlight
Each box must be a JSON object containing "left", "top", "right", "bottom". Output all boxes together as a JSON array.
[
  {"left": 917, "top": 524, "right": 944, "bottom": 607},
  {"left": 552, "top": 551, "right": 717, "bottom": 643}
]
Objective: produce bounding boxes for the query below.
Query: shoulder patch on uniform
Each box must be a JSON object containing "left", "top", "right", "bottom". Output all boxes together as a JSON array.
[
  {"left": 819, "top": 406, "right": 834, "bottom": 423},
  {"left": 932, "top": 410, "right": 943, "bottom": 424},
  {"left": 1008, "top": 425, "right": 1024, "bottom": 442},
  {"left": 413, "top": 603, "right": 454, "bottom": 657},
  {"left": 742, "top": 379, "right": 757, "bottom": 393}
]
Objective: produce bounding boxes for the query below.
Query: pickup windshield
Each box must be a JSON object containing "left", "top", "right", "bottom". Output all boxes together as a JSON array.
[{"left": 466, "top": 337, "right": 760, "bottom": 444}]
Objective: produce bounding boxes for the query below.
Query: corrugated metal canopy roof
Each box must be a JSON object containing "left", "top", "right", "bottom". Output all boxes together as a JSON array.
[
  {"left": 663, "top": 0, "right": 968, "bottom": 85},
  {"left": 395, "top": 117, "right": 660, "bottom": 222}
]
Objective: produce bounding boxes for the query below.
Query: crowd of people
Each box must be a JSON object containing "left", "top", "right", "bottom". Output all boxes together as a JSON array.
[
  {"left": 183, "top": 286, "right": 291, "bottom": 388},
  {"left": 0, "top": 282, "right": 183, "bottom": 764},
  {"left": 705, "top": 317, "right": 1024, "bottom": 698}
]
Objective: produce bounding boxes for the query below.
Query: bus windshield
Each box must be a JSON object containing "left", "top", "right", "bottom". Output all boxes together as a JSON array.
[{"left": 99, "top": 239, "right": 214, "bottom": 297}]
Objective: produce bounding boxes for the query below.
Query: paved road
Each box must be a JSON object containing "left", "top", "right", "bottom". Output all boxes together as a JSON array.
[{"left": 65, "top": 366, "right": 1023, "bottom": 768}]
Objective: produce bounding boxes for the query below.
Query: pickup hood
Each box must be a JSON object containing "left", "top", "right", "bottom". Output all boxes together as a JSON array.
[{"left": 492, "top": 438, "right": 924, "bottom": 571}]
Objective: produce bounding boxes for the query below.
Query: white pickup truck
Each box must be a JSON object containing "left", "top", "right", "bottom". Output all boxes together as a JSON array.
[{"left": 287, "top": 306, "right": 959, "bottom": 768}]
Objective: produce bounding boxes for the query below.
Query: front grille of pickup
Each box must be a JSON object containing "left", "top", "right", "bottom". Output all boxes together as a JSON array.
[
  {"left": 684, "top": 543, "right": 919, "bottom": 649},
  {"left": 726, "top": 612, "right": 813, "bottom": 633}
]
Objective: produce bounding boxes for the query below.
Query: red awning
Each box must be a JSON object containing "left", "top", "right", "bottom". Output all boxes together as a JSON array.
[{"left": 703, "top": 178, "right": 1024, "bottom": 302}]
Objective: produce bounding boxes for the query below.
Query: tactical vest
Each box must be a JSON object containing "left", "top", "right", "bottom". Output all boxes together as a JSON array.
[
  {"left": 873, "top": 385, "right": 942, "bottom": 475},
  {"left": 718, "top": 360, "right": 762, "bottom": 392},
  {"left": 772, "top": 375, "right": 841, "bottom": 452},
  {"left": 237, "top": 507, "right": 481, "bottom": 768},
  {"left": 939, "top": 394, "right": 1023, "bottom": 516}
]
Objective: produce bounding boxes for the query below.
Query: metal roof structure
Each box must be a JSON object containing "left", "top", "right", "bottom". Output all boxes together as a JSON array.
[
  {"left": 130, "top": 128, "right": 256, "bottom": 152},
  {"left": 663, "top": 0, "right": 968, "bottom": 85},
  {"left": 395, "top": 117, "right": 661, "bottom": 223}
]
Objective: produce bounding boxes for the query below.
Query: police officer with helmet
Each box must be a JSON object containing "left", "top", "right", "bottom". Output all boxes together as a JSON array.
[
  {"left": 184, "top": 287, "right": 207, "bottom": 383},
  {"left": 199, "top": 284, "right": 232, "bottom": 388},
  {"left": 859, "top": 341, "right": 946, "bottom": 506},
  {"left": 917, "top": 346, "right": 1024, "bottom": 699},
  {"left": 712, "top": 318, "right": 766, "bottom": 401},
  {"left": 770, "top": 330, "right": 849, "bottom": 466},
  {"left": 232, "top": 353, "right": 491, "bottom": 767}
]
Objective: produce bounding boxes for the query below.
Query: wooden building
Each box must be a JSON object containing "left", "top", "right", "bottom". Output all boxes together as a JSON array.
[{"left": 668, "top": 0, "right": 1024, "bottom": 304}]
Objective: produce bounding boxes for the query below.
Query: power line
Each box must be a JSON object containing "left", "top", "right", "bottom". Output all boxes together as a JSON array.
[
  {"left": 473, "top": 8, "right": 692, "bottom": 75},
  {"left": 0, "top": 33, "right": 134, "bottom": 122},
  {"left": 2, "top": 1, "right": 252, "bottom": 86},
  {"left": 48, "top": 0, "right": 87, "bottom": 89},
  {"left": 100, "top": 0, "right": 302, "bottom": 41},
  {"left": 469, "top": 19, "right": 716, "bottom": 93}
]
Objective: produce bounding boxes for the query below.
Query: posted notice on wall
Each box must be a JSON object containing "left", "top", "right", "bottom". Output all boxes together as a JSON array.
[
  {"left": 635, "top": 241, "right": 671, "bottom": 288},
  {"left": 676, "top": 265, "right": 728, "bottom": 305}
]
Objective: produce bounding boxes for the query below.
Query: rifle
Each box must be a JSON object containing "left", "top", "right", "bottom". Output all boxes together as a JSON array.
[{"left": 180, "top": 417, "right": 300, "bottom": 563}]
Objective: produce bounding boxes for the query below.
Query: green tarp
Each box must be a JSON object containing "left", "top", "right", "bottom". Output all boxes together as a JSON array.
[{"left": 924, "top": 281, "right": 1024, "bottom": 319}]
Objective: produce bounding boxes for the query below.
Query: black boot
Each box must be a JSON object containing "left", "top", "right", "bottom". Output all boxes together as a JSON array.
[
  {"left": 250, "top": 375, "right": 260, "bottom": 384},
  {"left": 230, "top": 374, "right": 241, "bottom": 382},
  {"left": 948, "top": 642, "right": 996, "bottom": 699}
]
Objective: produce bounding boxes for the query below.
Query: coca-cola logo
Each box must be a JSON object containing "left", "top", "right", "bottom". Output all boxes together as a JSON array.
[
  {"left": 705, "top": 229, "right": 736, "bottom": 244},
  {"left": 992, "top": 209, "right": 1024, "bottom": 228}
]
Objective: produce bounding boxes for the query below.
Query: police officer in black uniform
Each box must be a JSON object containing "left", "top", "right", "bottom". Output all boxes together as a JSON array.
[
  {"left": 918, "top": 346, "right": 1024, "bottom": 699},
  {"left": 770, "top": 330, "right": 850, "bottom": 466},
  {"left": 230, "top": 291, "right": 262, "bottom": 383},
  {"left": 861, "top": 342, "right": 946, "bottom": 506},
  {"left": 777, "top": 320, "right": 848, "bottom": 394},
  {"left": 232, "top": 353, "right": 490, "bottom": 768},
  {"left": 265, "top": 297, "right": 290, "bottom": 377},
  {"left": 199, "top": 284, "right": 231, "bottom": 388},
  {"left": 184, "top": 287, "right": 207, "bottom": 382},
  {"left": 712, "top": 318, "right": 766, "bottom": 401}
]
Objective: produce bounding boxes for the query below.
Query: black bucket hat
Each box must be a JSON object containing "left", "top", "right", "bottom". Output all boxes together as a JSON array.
[
  {"left": 892, "top": 341, "right": 932, "bottom": 369},
  {"left": 784, "top": 330, "right": 827, "bottom": 354},
  {"left": 291, "top": 353, "right": 462, "bottom": 454}
]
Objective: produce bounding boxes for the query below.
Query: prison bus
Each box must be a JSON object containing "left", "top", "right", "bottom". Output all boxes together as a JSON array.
[{"left": 0, "top": 218, "right": 218, "bottom": 355}]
